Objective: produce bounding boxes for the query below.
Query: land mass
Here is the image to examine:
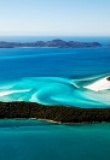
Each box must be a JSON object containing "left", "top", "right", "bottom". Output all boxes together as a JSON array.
[
  {"left": 0, "top": 39, "right": 102, "bottom": 48},
  {"left": 0, "top": 101, "right": 110, "bottom": 124}
]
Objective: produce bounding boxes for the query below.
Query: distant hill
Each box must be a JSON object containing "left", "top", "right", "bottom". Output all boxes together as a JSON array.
[{"left": 0, "top": 39, "right": 102, "bottom": 48}]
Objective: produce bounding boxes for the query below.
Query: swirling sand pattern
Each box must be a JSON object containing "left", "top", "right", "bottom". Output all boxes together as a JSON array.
[{"left": 0, "top": 77, "right": 110, "bottom": 108}]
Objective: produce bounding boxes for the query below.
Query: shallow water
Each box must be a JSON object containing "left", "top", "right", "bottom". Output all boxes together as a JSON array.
[
  {"left": 0, "top": 120, "right": 110, "bottom": 160},
  {"left": 0, "top": 37, "right": 110, "bottom": 160},
  {"left": 0, "top": 47, "right": 110, "bottom": 107}
]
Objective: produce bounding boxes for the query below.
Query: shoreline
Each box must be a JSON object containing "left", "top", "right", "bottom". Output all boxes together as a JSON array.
[
  {"left": 1, "top": 117, "right": 110, "bottom": 125},
  {"left": 0, "top": 101, "right": 110, "bottom": 124},
  {"left": 0, "top": 39, "right": 102, "bottom": 48},
  {"left": 85, "top": 76, "right": 110, "bottom": 91}
]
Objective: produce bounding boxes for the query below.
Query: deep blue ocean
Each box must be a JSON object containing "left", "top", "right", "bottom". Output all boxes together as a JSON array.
[{"left": 0, "top": 36, "right": 110, "bottom": 160}]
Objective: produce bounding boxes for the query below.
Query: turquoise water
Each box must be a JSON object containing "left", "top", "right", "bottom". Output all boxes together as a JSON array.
[
  {"left": 0, "top": 47, "right": 110, "bottom": 107},
  {"left": 0, "top": 120, "right": 110, "bottom": 160},
  {"left": 0, "top": 36, "right": 110, "bottom": 160}
]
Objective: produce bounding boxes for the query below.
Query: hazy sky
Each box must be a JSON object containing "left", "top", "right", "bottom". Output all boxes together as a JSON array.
[{"left": 0, "top": 0, "right": 110, "bottom": 36}]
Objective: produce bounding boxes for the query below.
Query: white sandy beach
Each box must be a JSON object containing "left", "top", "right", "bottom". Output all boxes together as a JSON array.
[{"left": 84, "top": 77, "right": 110, "bottom": 91}]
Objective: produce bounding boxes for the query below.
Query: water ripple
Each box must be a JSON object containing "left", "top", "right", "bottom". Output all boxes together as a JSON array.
[{"left": 0, "top": 77, "right": 110, "bottom": 108}]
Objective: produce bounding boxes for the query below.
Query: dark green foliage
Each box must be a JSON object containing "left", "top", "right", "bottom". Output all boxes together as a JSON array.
[
  {"left": 0, "top": 101, "right": 110, "bottom": 123},
  {"left": 107, "top": 77, "right": 110, "bottom": 81}
]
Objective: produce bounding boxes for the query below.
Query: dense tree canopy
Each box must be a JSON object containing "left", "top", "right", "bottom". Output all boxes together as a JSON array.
[{"left": 0, "top": 101, "right": 110, "bottom": 123}]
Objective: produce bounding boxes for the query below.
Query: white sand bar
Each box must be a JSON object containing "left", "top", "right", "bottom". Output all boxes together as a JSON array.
[{"left": 84, "top": 77, "right": 110, "bottom": 91}]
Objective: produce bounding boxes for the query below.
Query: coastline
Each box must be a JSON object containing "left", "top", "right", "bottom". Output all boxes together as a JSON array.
[
  {"left": 1, "top": 117, "right": 110, "bottom": 125},
  {"left": 0, "top": 101, "right": 110, "bottom": 125},
  {"left": 85, "top": 76, "right": 110, "bottom": 91},
  {"left": 0, "top": 39, "right": 102, "bottom": 48}
]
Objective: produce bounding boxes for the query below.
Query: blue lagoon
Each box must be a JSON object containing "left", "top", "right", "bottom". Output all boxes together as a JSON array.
[{"left": 0, "top": 36, "right": 110, "bottom": 160}]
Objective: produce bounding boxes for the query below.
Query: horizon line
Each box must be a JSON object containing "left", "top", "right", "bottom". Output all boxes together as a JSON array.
[{"left": 0, "top": 35, "right": 110, "bottom": 37}]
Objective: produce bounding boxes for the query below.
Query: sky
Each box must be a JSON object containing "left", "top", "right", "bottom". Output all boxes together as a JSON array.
[{"left": 0, "top": 0, "right": 110, "bottom": 36}]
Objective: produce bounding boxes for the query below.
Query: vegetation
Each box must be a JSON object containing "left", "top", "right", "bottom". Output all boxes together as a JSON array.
[
  {"left": 0, "top": 39, "right": 102, "bottom": 48},
  {"left": 0, "top": 101, "right": 110, "bottom": 124},
  {"left": 107, "top": 77, "right": 110, "bottom": 81}
]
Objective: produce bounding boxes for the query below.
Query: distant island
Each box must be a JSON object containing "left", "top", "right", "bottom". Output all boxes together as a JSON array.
[
  {"left": 0, "top": 39, "right": 102, "bottom": 48},
  {"left": 0, "top": 101, "right": 110, "bottom": 124}
]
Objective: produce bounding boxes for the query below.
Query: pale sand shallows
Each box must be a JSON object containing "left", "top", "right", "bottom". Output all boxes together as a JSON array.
[
  {"left": 0, "top": 89, "right": 30, "bottom": 97},
  {"left": 84, "top": 77, "right": 110, "bottom": 91}
]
